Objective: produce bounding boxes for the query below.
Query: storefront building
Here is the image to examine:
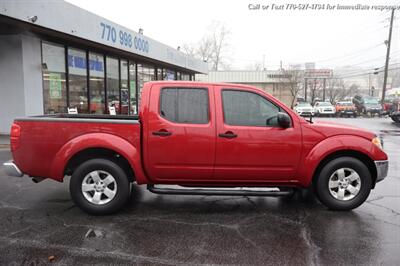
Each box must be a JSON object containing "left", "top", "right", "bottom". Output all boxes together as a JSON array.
[
  {"left": 196, "top": 71, "right": 295, "bottom": 107},
  {"left": 0, "top": 0, "right": 207, "bottom": 133}
]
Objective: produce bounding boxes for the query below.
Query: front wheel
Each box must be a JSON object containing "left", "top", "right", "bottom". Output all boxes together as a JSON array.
[
  {"left": 391, "top": 116, "right": 400, "bottom": 123},
  {"left": 315, "top": 157, "right": 372, "bottom": 211},
  {"left": 70, "top": 158, "right": 130, "bottom": 215}
]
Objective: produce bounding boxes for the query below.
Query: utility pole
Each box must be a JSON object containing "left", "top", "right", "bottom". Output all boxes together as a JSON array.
[
  {"left": 382, "top": 8, "right": 395, "bottom": 102},
  {"left": 262, "top": 54, "right": 265, "bottom": 70},
  {"left": 304, "top": 78, "right": 308, "bottom": 101}
]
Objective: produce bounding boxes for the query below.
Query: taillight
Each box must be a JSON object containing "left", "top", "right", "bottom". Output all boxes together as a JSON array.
[{"left": 10, "top": 123, "right": 21, "bottom": 151}]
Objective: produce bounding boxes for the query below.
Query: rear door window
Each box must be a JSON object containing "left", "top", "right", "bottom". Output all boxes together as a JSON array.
[{"left": 160, "top": 88, "right": 209, "bottom": 124}]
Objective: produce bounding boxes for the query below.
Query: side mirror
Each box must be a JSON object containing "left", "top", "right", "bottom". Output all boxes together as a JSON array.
[{"left": 277, "top": 112, "right": 291, "bottom": 128}]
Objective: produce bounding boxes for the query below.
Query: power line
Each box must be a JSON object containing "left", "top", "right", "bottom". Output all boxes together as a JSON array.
[
  {"left": 311, "top": 43, "right": 384, "bottom": 64},
  {"left": 335, "top": 66, "right": 400, "bottom": 79}
]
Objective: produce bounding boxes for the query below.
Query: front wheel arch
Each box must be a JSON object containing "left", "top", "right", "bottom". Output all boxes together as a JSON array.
[{"left": 311, "top": 150, "right": 377, "bottom": 189}]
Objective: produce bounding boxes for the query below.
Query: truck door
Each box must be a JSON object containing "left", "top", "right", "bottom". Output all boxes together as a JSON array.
[
  {"left": 144, "top": 84, "right": 216, "bottom": 181},
  {"left": 213, "top": 86, "right": 302, "bottom": 182}
]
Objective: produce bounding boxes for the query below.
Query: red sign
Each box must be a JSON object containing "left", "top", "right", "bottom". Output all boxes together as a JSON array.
[{"left": 305, "top": 69, "right": 333, "bottom": 78}]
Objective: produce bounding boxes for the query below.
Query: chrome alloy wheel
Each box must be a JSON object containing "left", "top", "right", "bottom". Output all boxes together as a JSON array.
[
  {"left": 81, "top": 170, "right": 117, "bottom": 205},
  {"left": 328, "top": 168, "right": 361, "bottom": 201}
]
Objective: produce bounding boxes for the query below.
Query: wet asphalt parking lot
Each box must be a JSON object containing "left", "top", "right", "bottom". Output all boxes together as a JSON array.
[{"left": 0, "top": 117, "right": 399, "bottom": 265}]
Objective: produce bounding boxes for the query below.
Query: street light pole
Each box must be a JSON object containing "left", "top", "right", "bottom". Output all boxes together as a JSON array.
[{"left": 382, "top": 8, "right": 395, "bottom": 102}]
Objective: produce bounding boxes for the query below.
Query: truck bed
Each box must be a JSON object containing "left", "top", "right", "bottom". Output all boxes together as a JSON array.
[{"left": 12, "top": 114, "right": 141, "bottom": 180}]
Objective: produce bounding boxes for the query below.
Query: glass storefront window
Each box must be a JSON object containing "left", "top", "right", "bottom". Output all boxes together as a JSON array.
[
  {"left": 181, "top": 73, "right": 190, "bottom": 81},
  {"left": 129, "top": 62, "right": 137, "bottom": 114},
  {"left": 137, "top": 64, "right": 155, "bottom": 108},
  {"left": 42, "top": 40, "right": 195, "bottom": 116},
  {"left": 163, "top": 69, "right": 175, "bottom": 80},
  {"left": 120, "top": 60, "right": 129, "bottom": 115},
  {"left": 89, "top": 52, "right": 105, "bottom": 114},
  {"left": 157, "top": 68, "right": 163, "bottom": 80},
  {"left": 42, "top": 42, "right": 67, "bottom": 114},
  {"left": 106, "top": 57, "right": 119, "bottom": 114},
  {"left": 68, "top": 48, "right": 88, "bottom": 113}
]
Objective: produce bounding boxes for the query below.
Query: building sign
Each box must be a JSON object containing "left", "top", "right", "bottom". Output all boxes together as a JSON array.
[
  {"left": 49, "top": 73, "right": 62, "bottom": 99},
  {"left": 305, "top": 69, "right": 333, "bottom": 78},
  {"left": 99, "top": 22, "right": 149, "bottom": 54},
  {"left": 0, "top": 1, "right": 207, "bottom": 73}
]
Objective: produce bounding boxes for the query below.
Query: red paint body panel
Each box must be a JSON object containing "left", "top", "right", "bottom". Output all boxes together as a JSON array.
[
  {"left": 143, "top": 83, "right": 217, "bottom": 182},
  {"left": 10, "top": 81, "right": 388, "bottom": 188},
  {"left": 213, "top": 85, "right": 303, "bottom": 182}
]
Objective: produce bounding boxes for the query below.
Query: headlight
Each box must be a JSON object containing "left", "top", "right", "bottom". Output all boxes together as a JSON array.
[{"left": 372, "top": 137, "right": 382, "bottom": 149}]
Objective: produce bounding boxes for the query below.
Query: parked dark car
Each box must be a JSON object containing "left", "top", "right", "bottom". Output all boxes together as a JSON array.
[
  {"left": 353, "top": 95, "right": 383, "bottom": 116},
  {"left": 389, "top": 98, "right": 400, "bottom": 123}
]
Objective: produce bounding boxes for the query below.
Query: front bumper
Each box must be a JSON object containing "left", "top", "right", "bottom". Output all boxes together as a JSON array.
[
  {"left": 339, "top": 110, "right": 356, "bottom": 114},
  {"left": 3, "top": 161, "right": 23, "bottom": 177},
  {"left": 375, "top": 160, "right": 388, "bottom": 183},
  {"left": 366, "top": 109, "right": 382, "bottom": 114},
  {"left": 318, "top": 111, "right": 336, "bottom": 114},
  {"left": 298, "top": 112, "right": 314, "bottom": 116}
]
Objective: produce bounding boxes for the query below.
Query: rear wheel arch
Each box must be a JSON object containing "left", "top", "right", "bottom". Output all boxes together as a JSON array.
[
  {"left": 311, "top": 150, "right": 377, "bottom": 188},
  {"left": 64, "top": 147, "right": 135, "bottom": 182}
]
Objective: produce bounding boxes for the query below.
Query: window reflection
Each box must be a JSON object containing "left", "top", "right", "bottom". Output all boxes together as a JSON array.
[
  {"left": 42, "top": 42, "right": 67, "bottom": 114},
  {"left": 120, "top": 60, "right": 129, "bottom": 115},
  {"left": 137, "top": 64, "right": 155, "bottom": 108},
  {"left": 68, "top": 48, "right": 88, "bottom": 113},
  {"left": 163, "top": 69, "right": 175, "bottom": 80},
  {"left": 106, "top": 57, "right": 119, "bottom": 114},
  {"left": 89, "top": 52, "right": 105, "bottom": 114},
  {"left": 129, "top": 62, "right": 137, "bottom": 114},
  {"left": 181, "top": 73, "right": 190, "bottom": 81}
]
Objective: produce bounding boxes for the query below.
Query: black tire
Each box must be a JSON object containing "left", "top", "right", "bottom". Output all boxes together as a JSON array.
[
  {"left": 315, "top": 157, "right": 372, "bottom": 211},
  {"left": 70, "top": 158, "right": 130, "bottom": 215},
  {"left": 391, "top": 116, "right": 400, "bottom": 123},
  {"left": 362, "top": 108, "right": 366, "bottom": 117}
]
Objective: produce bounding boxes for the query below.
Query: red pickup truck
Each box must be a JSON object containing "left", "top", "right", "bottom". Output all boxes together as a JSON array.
[{"left": 4, "top": 81, "right": 388, "bottom": 214}]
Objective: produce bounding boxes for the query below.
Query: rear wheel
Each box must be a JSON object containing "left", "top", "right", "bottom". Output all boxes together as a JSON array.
[
  {"left": 70, "top": 158, "right": 130, "bottom": 215},
  {"left": 315, "top": 157, "right": 372, "bottom": 211}
]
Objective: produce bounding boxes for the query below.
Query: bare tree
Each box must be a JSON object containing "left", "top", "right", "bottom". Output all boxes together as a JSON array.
[
  {"left": 280, "top": 68, "right": 304, "bottom": 108},
  {"left": 210, "top": 22, "right": 231, "bottom": 70},
  {"left": 182, "top": 21, "right": 231, "bottom": 71},
  {"left": 182, "top": 43, "right": 197, "bottom": 58},
  {"left": 308, "top": 79, "right": 323, "bottom": 105},
  {"left": 327, "top": 77, "right": 346, "bottom": 104}
]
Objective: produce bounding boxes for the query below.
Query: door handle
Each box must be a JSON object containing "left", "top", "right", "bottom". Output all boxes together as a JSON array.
[
  {"left": 152, "top": 130, "right": 172, "bottom": 137},
  {"left": 218, "top": 131, "right": 237, "bottom": 139}
]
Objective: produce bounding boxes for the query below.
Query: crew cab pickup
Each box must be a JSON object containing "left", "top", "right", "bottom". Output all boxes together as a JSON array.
[{"left": 4, "top": 81, "right": 389, "bottom": 214}]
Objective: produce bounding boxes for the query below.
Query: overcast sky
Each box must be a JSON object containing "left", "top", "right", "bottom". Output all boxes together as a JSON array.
[{"left": 66, "top": 0, "right": 400, "bottom": 70}]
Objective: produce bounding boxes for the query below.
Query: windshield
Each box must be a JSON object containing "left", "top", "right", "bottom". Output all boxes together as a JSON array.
[
  {"left": 364, "top": 98, "right": 379, "bottom": 104},
  {"left": 317, "top": 102, "right": 332, "bottom": 106},
  {"left": 297, "top": 102, "right": 312, "bottom": 107},
  {"left": 338, "top": 102, "right": 353, "bottom": 106}
]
